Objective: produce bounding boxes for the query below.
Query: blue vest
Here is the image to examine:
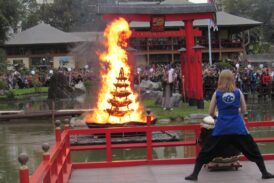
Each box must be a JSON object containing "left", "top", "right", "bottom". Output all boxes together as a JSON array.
[{"left": 212, "top": 89, "right": 249, "bottom": 136}]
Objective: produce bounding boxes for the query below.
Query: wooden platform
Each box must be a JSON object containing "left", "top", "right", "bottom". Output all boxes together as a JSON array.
[{"left": 69, "top": 160, "right": 274, "bottom": 183}]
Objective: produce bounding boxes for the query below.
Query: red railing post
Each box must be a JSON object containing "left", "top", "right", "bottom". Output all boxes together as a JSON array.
[
  {"left": 146, "top": 110, "right": 153, "bottom": 161},
  {"left": 146, "top": 111, "right": 152, "bottom": 126},
  {"left": 66, "top": 134, "right": 71, "bottom": 165},
  {"left": 18, "top": 153, "right": 30, "bottom": 183},
  {"left": 64, "top": 118, "right": 70, "bottom": 131},
  {"left": 63, "top": 119, "right": 70, "bottom": 173},
  {"left": 106, "top": 130, "right": 112, "bottom": 162},
  {"left": 55, "top": 120, "right": 62, "bottom": 142},
  {"left": 64, "top": 118, "right": 71, "bottom": 166},
  {"left": 42, "top": 143, "right": 51, "bottom": 183},
  {"left": 53, "top": 161, "right": 58, "bottom": 178}
]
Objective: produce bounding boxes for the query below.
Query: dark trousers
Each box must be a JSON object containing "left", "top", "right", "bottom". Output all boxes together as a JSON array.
[
  {"left": 197, "top": 134, "right": 263, "bottom": 165},
  {"left": 191, "top": 134, "right": 268, "bottom": 176}
]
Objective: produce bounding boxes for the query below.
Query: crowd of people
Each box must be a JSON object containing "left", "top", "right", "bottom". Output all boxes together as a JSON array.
[
  {"left": 1, "top": 63, "right": 274, "bottom": 101},
  {"left": 0, "top": 67, "right": 94, "bottom": 90},
  {"left": 134, "top": 63, "right": 274, "bottom": 100},
  {"left": 134, "top": 64, "right": 182, "bottom": 93},
  {"left": 203, "top": 65, "right": 274, "bottom": 99}
]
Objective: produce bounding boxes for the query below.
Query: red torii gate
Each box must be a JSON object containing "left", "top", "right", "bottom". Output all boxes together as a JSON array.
[{"left": 97, "top": 2, "right": 216, "bottom": 108}]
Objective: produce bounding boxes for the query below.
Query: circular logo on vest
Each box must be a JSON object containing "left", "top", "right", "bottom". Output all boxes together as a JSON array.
[{"left": 222, "top": 92, "right": 235, "bottom": 104}]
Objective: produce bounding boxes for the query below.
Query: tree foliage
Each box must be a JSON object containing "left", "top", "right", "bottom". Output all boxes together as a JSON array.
[
  {"left": 22, "top": 0, "right": 106, "bottom": 32},
  {"left": 223, "top": 0, "right": 274, "bottom": 43},
  {"left": 20, "top": 0, "right": 41, "bottom": 30},
  {"left": 0, "top": 48, "right": 7, "bottom": 73},
  {"left": 0, "top": 0, "right": 21, "bottom": 44}
]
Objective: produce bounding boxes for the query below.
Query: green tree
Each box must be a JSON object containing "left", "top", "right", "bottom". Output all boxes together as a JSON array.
[
  {"left": 42, "top": 0, "right": 75, "bottom": 31},
  {"left": 0, "top": 0, "right": 21, "bottom": 44},
  {"left": 0, "top": 48, "right": 6, "bottom": 73},
  {"left": 20, "top": 0, "right": 41, "bottom": 30},
  {"left": 223, "top": 0, "right": 274, "bottom": 43},
  {"left": 23, "top": 0, "right": 106, "bottom": 32}
]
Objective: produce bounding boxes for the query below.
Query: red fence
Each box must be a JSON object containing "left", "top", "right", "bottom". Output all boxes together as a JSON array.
[{"left": 18, "top": 117, "right": 274, "bottom": 183}]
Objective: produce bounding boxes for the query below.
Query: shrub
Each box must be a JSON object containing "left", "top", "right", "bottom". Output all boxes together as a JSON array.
[
  {"left": 5, "top": 90, "right": 15, "bottom": 99},
  {"left": 83, "top": 80, "right": 93, "bottom": 91},
  {"left": 0, "top": 80, "right": 8, "bottom": 90},
  {"left": 215, "top": 62, "right": 234, "bottom": 70},
  {"left": 33, "top": 81, "right": 43, "bottom": 93}
]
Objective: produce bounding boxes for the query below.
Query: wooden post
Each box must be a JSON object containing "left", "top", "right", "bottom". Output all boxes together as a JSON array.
[
  {"left": 64, "top": 118, "right": 70, "bottom": 131},
  {"left": 146, "top": 109, "right": 153, "bottom": 161},
  {"left": 63, "top": 119, "right": 71, "bottom": 166},
  {"left": 106, "top": 131, "right": 112, "bottom": 162},
  {"left": 55, "top": 120, "right": 62, "bottom": 143},
  {"left": 42, "top": 143, "right": 51, "bottom": 183},
  {"left": 185, "top": 20, "right": 196, "bottom": 106},
  {"left": 146, "top": 109, "right": 152, "bottom": 126},
  {"left": 18, "top": 153, "right": 30, "bottom": 183},
  {"left": 193, "top": 45, "right": 204, "bottom": 109},
  {"left": 66, "top": 134, "right": 71, "bottom": 165}
]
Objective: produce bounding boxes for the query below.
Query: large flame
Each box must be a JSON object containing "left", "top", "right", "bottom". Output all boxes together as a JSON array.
[{"left": 85, "top": 18, "right": 145, "bottom": 124}]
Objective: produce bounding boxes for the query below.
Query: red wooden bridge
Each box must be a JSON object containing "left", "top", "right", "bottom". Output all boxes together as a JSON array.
[{"left": 18, "top": 116, "right": 274, "bottom": 183}]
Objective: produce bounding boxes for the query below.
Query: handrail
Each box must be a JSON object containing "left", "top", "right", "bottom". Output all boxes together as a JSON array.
[
  {"left": 18, "top": 118, "right": 274, "bottom": 183},
  {"left": 18, "top": 122, "right": 72, "bottom": 183}
]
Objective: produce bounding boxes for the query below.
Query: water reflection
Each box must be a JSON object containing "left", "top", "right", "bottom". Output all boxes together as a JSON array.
[
  {"left": 0, "top": 95, "right": 273, "bottom": 121},
  {"left": 0, "top": 94, "right": 95, "bottom": 112},
  {"left": 247, "top": 97, "right": 274, "bottom": 121},
  {"left": 0, "top": 121, "right": 55, "bottom": 183},
  {"left": 0, "top": 97, "right": 274, "bottom": 182}
]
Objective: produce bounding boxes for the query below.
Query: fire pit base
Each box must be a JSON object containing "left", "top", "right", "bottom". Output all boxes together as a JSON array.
[
  {"left": 85, "top": 119, "right": 157, "bottom": 139},
  {"left": 86, "top": 118, "right": 157, "bottom": 128}
]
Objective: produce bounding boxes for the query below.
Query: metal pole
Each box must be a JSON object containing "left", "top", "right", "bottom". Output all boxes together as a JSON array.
[{"left": 208, "top": 20, "right": 213, "bottom": 66}]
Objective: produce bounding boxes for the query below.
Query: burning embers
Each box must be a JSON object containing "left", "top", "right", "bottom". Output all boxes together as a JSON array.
[{"left": 85, "top": 18, "right": 146, "bottom": 125}]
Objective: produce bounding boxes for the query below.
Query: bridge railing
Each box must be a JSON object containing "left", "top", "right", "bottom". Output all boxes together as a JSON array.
[
  {"left": 18, "top": 120, "right": 72, "bottom": 183},
  {"left": 18, "top": 117, "right": 274, "bottom": 183}
]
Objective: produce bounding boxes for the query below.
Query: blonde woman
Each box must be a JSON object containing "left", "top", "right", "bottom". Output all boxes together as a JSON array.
[{"left": 185, "top": 70, "right": 274, "bottom": 181}]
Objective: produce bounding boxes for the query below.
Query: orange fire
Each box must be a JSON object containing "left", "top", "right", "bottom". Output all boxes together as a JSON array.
[{"left": 85, "top": 18, "right": 146, "bottom": 124}]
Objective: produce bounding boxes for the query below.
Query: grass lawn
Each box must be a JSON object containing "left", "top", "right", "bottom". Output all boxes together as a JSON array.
[
  {"left": 142, "top": 99, "right": 209, "bottom": 119},
  {"left": 0, "top": 87, "right": 48, "bottom": 100},
  {"left": 11, "top": 87, "right": 48, "bottom": 95}
]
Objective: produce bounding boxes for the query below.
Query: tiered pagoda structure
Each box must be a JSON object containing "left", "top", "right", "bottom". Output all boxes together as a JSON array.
[{"left": 106, "top": 67, "right": 133, "bottom": 118}]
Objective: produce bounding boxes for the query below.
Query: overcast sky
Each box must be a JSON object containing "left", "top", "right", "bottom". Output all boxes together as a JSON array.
[{"left": 189, "top": 0, "right": 208, "bottom": 3}]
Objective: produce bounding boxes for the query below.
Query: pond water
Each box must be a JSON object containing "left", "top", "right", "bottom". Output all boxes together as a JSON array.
[{"left": 0, "top": 96, "right": 274, "bottom": 183}]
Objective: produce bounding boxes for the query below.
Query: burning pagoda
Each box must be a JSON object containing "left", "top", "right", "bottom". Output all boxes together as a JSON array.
[
  {"left": 106, "top": 67, "right": 133, "bottom": 118},
  {"left": 85, "top": 18, "right": 146, "bottom": 125}
]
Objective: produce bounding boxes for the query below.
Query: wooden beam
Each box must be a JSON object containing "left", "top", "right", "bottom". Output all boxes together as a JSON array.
[
  {"left": 131, "top": 29, "right": 202, "bottom": 38},
  {"left": 103, "top": 13, "right": 214, "bottom": 22}
]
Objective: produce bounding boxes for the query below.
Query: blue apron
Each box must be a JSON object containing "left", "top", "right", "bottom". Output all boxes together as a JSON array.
[{"left": 212, "top": 89, "right": 249, "bottom": 136}]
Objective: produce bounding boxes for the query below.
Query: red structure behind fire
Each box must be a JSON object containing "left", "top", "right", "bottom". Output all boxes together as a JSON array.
[{"left": 100, "top": 2, "right": 216, "bottom": 108}]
